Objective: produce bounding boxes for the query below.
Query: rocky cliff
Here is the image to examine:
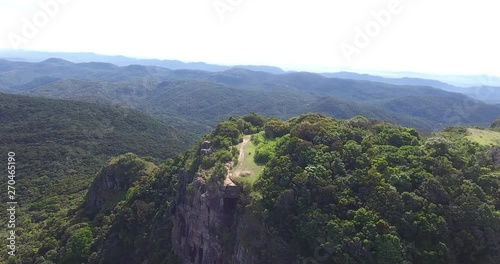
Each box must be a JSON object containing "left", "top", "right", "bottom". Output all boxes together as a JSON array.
[
  {"left": 169, "top": 139, "right": 300, "bottom": 264},
  {"left": 171, "top": 139, "right": 236, "bottom": 263},
  {"left": 84, "top": 153, "right": 157, "bottom": 216}
]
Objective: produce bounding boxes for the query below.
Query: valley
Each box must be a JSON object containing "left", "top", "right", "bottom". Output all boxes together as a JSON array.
[
  {"left": 0, "top": 93, "right": 189, "bottom": 263},
  {"left": 1, "top": 59, "right": 499, "bottom": 143}
]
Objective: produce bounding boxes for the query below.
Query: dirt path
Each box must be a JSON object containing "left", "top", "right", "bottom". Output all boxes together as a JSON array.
[
  {"left": 238, "top": 136, "right": 251, "bottom": 162},
  {"left": 224, "top": 135, "right": 251, "bottom": 186}
]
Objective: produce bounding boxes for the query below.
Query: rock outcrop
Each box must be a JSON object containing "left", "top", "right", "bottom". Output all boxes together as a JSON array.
[
  {"left": 170, "top": 168, "right": 299, "bottom": 264},
  {"left": 86, "top": 165, "right": 126, "bottom": 210},
  {"left": 199, "top": 140, "right": 214, "bottom": 160},
  {"left": 84, "top": 153, "right": 156, "bottom": 215},
  {"left": 171, "top": 169, "right": 246, "bottom": 264},
  {"left": 170, "top": 138, "right": 300, "bottom": 264}
]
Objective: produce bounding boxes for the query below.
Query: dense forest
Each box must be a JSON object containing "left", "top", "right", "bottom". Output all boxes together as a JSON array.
[
  {"left": 2, "top": 59, "right": 500, "bottom": 139},
  {"left": 0, "top": 93, "right": 189, "bottom": 263},
  {"left": 9, "top": 111, "right": 499, "bottom": 263}
]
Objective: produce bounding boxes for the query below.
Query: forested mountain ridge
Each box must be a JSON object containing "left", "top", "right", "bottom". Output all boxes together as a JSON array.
[
  {"left": 0, "top": 93, "right": 190, "bottom": 263},
  {"left": 26, "top": 113, "right": 500, "bottom": 263},
  {"left": 2, "top": 50, "right": 499, "bottom": 90},
  {"left": 0, "top": 50, "right": 286, "bottom": 74},
  {"left": 0, "top": 59, "right": 482, "bottom": 100},
  {"left": 322, "top": 72, "right": 500, "bottom": 104},
  {"left": 1, "top": 59, "right": 499, "bottom": 139}
]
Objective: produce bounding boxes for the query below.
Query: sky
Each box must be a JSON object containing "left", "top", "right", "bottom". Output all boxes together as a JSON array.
[{"left": 0, "top": 0, "right": 499, "bottom": 76}]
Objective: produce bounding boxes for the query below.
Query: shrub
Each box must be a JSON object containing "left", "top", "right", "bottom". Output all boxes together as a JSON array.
[
  {"left": 264, "top": 119, "right": 290, "bottom": 139},
  {"left": 62, "top": 227, "right": 93, "bottom": 264}
]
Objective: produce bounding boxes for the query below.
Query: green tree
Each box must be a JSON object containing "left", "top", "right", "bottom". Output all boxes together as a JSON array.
[
  {"left": 62, "top": 227, "right": 93, "bottom": 263},
  {"left": 264, "top": 119, "right": 290, "bottom": 139}
]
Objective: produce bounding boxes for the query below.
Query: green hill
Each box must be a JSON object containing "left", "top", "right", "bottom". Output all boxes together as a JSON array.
[
  {"left": 33, "top": 113, "right": 500, "bottom": 264},
  {"left": 0, "top": 93, "right": 189, "bottom": 262}
]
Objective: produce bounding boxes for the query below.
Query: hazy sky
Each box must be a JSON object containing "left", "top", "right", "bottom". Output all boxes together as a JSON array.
[{"left": 0, "top": 0, "right": 499, "bottom": 76}]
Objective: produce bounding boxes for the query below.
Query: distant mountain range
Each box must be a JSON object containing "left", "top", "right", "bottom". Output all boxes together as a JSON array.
[
  {"left": 323, "top": 71, "right": 500, "bottom": 104},
  {"left": 1, "top": 50, "right": 499, "bottom": 104},
  {"left": 1, "top": 58, "right": 499, "bottom": 138},
  {"left": 0, "top": 50, "right": 286, "bottom": 74}
]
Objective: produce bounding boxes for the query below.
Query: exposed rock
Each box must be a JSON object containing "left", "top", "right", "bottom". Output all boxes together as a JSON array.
[
  {"left": 86, "top": 166, "right": 126, "bottom": 209},
  {"left": 171, "top": 138, "right": 302, "bottom": 263},
  {"left": 199, "top": 141, "right": 214, "bottom": 161},
  {"left": 201, "top": 140, "right": 211, "bottom": 149},
  {"left": 171, "top": 169, "right": 262, "bottom": 264},
  {"left": 84, "top": 153, "right": 156, "bottom": 215},
  {"left": 171, "top": 175, "right": 223, "bottom": 264},
  {"left": 200, "top": 148, "right": 213, "bottom": 156}
]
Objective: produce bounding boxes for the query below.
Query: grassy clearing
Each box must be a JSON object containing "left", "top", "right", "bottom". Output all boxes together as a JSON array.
[
  {"left": 233, "top": 135, "right": 264, "bottom": 185},
  {"left": 466, "top": 128, "right": 500, "bottom": 146}
]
